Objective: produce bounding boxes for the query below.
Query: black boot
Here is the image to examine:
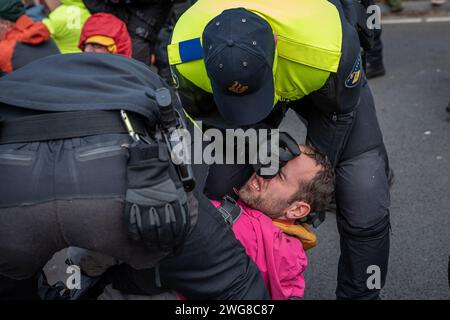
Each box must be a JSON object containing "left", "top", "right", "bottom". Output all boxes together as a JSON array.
[{"left": 366, "top": 62, "right": 386, "bottom": 79}]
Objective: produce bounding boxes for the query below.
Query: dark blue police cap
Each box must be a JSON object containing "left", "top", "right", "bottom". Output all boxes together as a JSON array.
[{"left": 202, "top": 8, "right": 275, "bottom": 126}]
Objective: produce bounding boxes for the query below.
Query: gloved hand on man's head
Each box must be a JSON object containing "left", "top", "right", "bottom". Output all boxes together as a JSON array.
[{"left": 253, "top": 131, "right": 301, "bottom": 179}]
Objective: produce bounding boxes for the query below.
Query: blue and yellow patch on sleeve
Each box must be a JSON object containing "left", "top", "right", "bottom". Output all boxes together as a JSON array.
[
  {"left": 345, "top": 55, "right": 362, "bottom": 88},
  {"left": 168, "top": 38, "right": 204, "bottom": 66}
]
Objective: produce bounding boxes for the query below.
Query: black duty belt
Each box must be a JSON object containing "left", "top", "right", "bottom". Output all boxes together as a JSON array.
[{"left": 0, "top": 110, "right": 149, "bottom": 144}]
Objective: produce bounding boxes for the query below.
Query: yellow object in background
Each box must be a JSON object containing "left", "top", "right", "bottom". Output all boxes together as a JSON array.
[
  {"left": 273, "top": 220, "right": 318, "bottom": 251},
  {"left": 42, "top": 0, "right": 90, "bottom": 53},
  {"left": 85, "top": 35, "right": 117, "bottom": 54}
]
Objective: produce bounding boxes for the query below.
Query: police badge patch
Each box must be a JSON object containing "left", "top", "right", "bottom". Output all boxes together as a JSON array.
[{"left": 345, "top": 55, "right": 362, "bottom": 88}]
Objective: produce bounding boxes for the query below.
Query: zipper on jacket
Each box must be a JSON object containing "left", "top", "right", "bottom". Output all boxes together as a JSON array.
[
  {"left": 77, "top": 145, "right": 124, "bottom": 160},
  {"left": 331, "top": 111, "right": 354, "bottom": 123}
]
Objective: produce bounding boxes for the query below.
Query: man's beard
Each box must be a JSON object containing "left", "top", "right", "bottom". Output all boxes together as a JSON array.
[
  {"left": 238, "top": 184, "right": 260, "bottom": 210},
  {"left": 238, "top": 184, "right": 287, "bottom": 218}
]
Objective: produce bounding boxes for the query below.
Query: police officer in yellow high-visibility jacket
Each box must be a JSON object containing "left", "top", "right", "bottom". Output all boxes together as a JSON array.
[{"left": 168, "top": 0, "right": 391, "bottom": 300}]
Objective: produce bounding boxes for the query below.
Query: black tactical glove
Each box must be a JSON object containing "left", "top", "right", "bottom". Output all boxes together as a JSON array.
[
  {"left": 124, "top": 140, "right": 190, "bottom": 251},
  {"left": 253, "top": 131, "right": 300, "bottom": 179}
]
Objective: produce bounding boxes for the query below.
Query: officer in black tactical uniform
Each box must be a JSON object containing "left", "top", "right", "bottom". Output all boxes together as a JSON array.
[{"left": 0, "top": 53, "right": 268, "bottom": 300}]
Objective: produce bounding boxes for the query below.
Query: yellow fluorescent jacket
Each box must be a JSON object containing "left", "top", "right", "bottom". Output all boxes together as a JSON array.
[{"left": 168, "top": 0, "right": 343, "bottom": 103}]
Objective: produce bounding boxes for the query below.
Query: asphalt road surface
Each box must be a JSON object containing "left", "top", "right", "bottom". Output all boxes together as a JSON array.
[
  {"left": 45, "top": 20, "right": 450, "bottom": 300},
  {"left": 280, "top": 21, "right": 450, "bottom": 300}
]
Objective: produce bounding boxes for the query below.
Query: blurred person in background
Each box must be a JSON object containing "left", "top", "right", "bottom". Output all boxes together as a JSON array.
[
  {"left": 42, "top": 0, "right": 91, "bottom": 53},
  {"left": 0, "top": 0, "right": 59, "bottom": 74},
  {"left": 365, "top": 0, "right": 387, "bottom": 79},
  {"left": 367, "top": 0, "right": 449, "bottom": 79},
  {"left": 366, "top": 27, "right": 385, "bottom": 79},
  {"left": 22, "top": 0, "right": 47, "bottom": 21},
  {"left": 386, "top": 0, "right": 448, "bottom": 11},
  {"left": 78, "top": 12, "right": 132, "bottom": 57},
  {"left": 153, "top": 0, "right": 192, "bottom": 82},
  {"left": 81, "top": 0, "right": 192, "bottom": 78}
]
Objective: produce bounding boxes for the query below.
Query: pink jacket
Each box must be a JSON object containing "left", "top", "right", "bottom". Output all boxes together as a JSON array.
[{"left": 211, "top": 200, "right": 307, "bottom": 299}]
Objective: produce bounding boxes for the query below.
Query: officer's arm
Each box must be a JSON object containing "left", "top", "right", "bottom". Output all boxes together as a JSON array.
[{"left": 308, "top": 31, "right": 363, "bottom": 166}]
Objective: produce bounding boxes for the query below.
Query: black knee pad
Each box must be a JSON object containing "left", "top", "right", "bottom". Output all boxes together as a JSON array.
[
  {"left": 336, "top": 145, "right": 391, "bottom": 227},
  {"left": 337, "top": 211, "right": 390, "bottom": 240}
]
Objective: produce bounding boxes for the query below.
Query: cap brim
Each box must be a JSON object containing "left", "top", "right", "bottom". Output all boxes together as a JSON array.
[{"left": 211, "top": 67, "right": 275, "bottom": 126}]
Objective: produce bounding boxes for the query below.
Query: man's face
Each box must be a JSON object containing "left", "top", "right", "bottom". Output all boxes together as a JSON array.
[{"left": 239, "top": 145, "right": 321, "bottom": 217}]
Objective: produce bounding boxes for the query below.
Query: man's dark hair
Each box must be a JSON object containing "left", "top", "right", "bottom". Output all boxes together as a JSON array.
[{"left": 288, "top": 145, "right": 335, "bottom": 213}]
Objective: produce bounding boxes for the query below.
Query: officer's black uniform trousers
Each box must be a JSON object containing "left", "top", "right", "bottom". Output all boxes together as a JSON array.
[{"left": 0, "top": 108, "right": 269, "bottom": 300}]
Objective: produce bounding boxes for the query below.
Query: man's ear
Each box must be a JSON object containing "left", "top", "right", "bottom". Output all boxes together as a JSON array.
[{"left": 284, "top": 201, "right": 311, "bottom": 220}]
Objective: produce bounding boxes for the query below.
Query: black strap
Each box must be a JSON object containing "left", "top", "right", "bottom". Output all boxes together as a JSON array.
[
  {"left": 298, "top": 210, "right": 327, "bottom": 229},
  {"left": 218, "top": 195, "right": 242, "bottom": 226},
  {"left": 0, "top": 110, "right": 148, "bottom": 144}
]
